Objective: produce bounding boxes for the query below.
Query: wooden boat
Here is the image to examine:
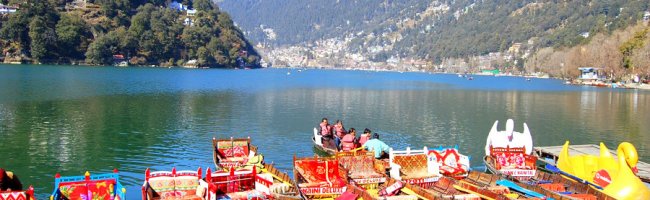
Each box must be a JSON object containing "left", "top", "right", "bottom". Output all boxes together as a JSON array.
[
  {"left": 312, "top": 128, "right": 337, "bottom": 156},
  {"left": 293, "top": 155, "right": 348, "bottom": 199},
  {"left": 211, "top": 137, "right": 302, "bottom": 199},
  {"left": 0, "top": 169, "right": 35, "bottom": 200},
  {"left": 484, "top": 119, "right": 537, "bottom": 181},
  {"left": 142, "top": 167, "right": 206, "bottom": 200},
  {"left": 335, "top": 150, "right": 387, "bottom": 188},
  {"left": 50, "top": 169, "right": 126, "bottom": 200},
  {"left": 455, "top": 170, "right": 551, "bottom": 200},
  {"left": 344, "top": 178, "right": 436, "bottom": 200},
  {"left": 212, "top": 137, "right": 258, "bottom": 169}
]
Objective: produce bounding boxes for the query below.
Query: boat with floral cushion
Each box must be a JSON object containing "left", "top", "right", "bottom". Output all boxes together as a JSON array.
[
  {"left": 212, "top": 137, "right": 258, "bottom": 170},
  {"left": 484, "top": 119, "right": 537, "bottom": 181},
  {"left": 50, "top": 169, "right": 126, "bottom": 200},
  {"left": 0, "top": 169, "right": 35, "bottom": 200},
  {"left": 211, "top": 137, "right": 303, "bottom": 199},
  {"left": 387, "top": 147, "right": 442, "bottom": 188},
  {"left": 312, "top": 128, "right": 338, "bottom": 156},
  {"left": 142, "top": 167, "right": 207, "bottom": 200},
  {"left": 335, "top": 150, "right": 387, "bottom": 188},
  {"left": 293, "top": 155, "right": 349, "bottom": 199}
]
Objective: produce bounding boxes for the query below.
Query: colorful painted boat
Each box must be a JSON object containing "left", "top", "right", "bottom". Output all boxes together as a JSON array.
[
  {"left": 556, "top": 141, "right": 650, "bottom": 199},
  {"left": 207, "top": 167, "right": 300, "bottom": 200},
  {"left": 212, "top": 137, "right": 258, "bottom": 169},
  {"left": 484, "top": 119, "right": 537, "bottom": 181},
  {"left": 336, "top": 150, "right": 387, "bottom": 188},
  {"left": 50, "top": 169, "right": 126, "bottom": 200},
  {"left": 141, "top": 167, "right": 206, "bottom": 200},
  {"left": 312, "top": 128, "right": 337, "bottom": 156},
  {"left": 0, "top": 169, "right": 35, "bottom": 200},
  {"left": 293, "top": 155, "right": 348, "bottom": 199},
  {"left": 211, "top": 137, "right": 302, "bottom": 199}
]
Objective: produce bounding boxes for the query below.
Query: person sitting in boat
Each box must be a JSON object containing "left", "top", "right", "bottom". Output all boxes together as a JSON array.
[
  {"left": 0, "top": 168, "right": 23, "bottom": 191},
  {"left": 363, "top": 133, "right": 391, "bottom": 159},
  {"left": 359, "top": 128, "right": 372, "bottom": 146},
  {"left": 318, "top": 118, "right": 336, "bottom": 149},
  {"left": 333, "top": 120, "right": 347, "bottom": 150},
  {"left": 340, "top": 128, "right": 357, "bottom": 151}
]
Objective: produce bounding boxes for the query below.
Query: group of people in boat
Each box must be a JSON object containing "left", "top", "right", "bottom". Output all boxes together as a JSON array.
[{"left": 318, "top": 118, "right": 391, "bottom": 158}]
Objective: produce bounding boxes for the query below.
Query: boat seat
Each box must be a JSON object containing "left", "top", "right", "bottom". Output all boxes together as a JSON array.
[
  {"left": 144, "top": 170, "right": 204, "bottom": 200},
  {"left": 392, "top": 154, "right": 438, "bottom": 181},
  {"left": 57, "top": 179, "right": 117, "bottom": 200}
]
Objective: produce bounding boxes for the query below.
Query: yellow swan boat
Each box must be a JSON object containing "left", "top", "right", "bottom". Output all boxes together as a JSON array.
[{"left": 557, "top": 141, "right": 650, "bottom": 200}]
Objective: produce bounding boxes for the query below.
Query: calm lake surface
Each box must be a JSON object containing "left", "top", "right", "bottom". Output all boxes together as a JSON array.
[{"left": 1, "top": 64, "right": 649, "bottom": 199}]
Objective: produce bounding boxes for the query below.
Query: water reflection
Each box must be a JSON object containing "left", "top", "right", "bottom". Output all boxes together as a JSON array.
[{"left": 0, "top": 66, "right": 649, "bottom": 199}]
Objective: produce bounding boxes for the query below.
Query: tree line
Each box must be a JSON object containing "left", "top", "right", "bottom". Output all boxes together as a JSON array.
[{"left": 0, "top": 0, "right": 260, "bottom": 68}]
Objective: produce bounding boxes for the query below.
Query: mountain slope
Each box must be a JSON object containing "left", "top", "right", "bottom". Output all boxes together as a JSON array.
[{"left": 219, "top": 0, "right": 649, "bottom": 74}]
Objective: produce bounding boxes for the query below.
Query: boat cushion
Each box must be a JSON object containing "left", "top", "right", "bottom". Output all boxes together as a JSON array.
[
  {"left": 338, "top": 153, "right": 385, "bottom": 180},
  {"left": 58, "top": 182, "right": 89, "bottom": 199},
  {"left": 0, "top": 192, "right": 27, "bottom": 200},
  {"left": 216, "top": 140, "right": 250, "bottom": 160},
  {"left": 174, "top": 176, "right": 199, "bottom": 197},
  {"left": 149, "top": 176, "right": 178, "bottom": 198},
  {"left": 87, "top": 180, "right": 117, "bottom": 200},
  {"left": 295, "top": 159, "right": 346, "bottom": 187},
  {"left": 392, "top": 154, "right": 430, "bottom": 179}
]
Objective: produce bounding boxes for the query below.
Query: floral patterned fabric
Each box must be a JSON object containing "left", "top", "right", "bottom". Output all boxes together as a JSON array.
[
  {"left": 338, "top": 154, "right": 384, "bottom": 179},
  {"left": 174, "top": 176, "right": 199, "bottom": 197},
  {"left": 58, "top": 179, "right": 117, "bottom": 200},
  {"left": 148, "top": 176, "right": 203, "bottom": 200},
  {"left": 295, "top": 159, "right": 346, "bottom": 187},
  {"left": 87, "top": 180, "right": 116, "bottom": 200},
  {"left": 217, "top": 140, "right": 249, "bottom": 159},
  {"left": 58, "top": 183, "right": 89, "bottom": 200}
]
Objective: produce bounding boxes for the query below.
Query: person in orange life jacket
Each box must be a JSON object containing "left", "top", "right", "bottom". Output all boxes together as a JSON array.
[
  {"left": 318, "top": 118, "right": 336, "bottom": 149},
  {"left": 359, "top": 128, "right": 372, "bottom": 146},
  {"left": 333, "top": 120, "right": 347, "bottom": 151},
  {"left": 341, "top": 128, "right": 357, "bottom": 151}
]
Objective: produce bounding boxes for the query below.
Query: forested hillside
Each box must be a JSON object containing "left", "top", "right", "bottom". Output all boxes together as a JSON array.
[
  {"left": 0, "top": 0, "right": 259, "bottom": 68},
  {"left": 219, "top": 0, "right": 650, "bottom": 78}
]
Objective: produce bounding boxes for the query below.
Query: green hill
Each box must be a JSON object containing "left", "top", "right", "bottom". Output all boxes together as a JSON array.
[
  {"left": 219, "top": 0, "right": 650, "bottom": 78},
  {"left": 0, "top": 0, "right": 260, "bottom": 68}
]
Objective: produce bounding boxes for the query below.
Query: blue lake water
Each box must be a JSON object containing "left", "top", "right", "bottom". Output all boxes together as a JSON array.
[{"left": 0, "top": 64, "right": 648, "bottom": 199}]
